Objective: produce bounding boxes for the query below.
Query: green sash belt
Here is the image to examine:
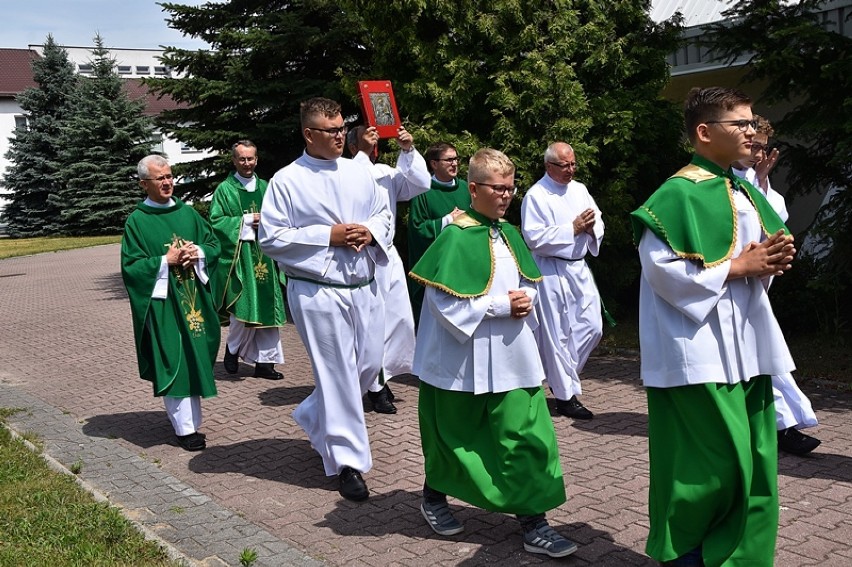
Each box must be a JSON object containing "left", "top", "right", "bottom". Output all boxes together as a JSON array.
[{"left": 286, "top": 274, "right": 374, "bottom": 289}]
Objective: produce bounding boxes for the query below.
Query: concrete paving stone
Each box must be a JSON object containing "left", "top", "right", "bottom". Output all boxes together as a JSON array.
[{"left": 2, "top": 244, "right": 851, "bottom": 566}]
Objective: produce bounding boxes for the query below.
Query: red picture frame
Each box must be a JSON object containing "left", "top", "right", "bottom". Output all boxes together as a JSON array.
[{"left": 358, "top": 80, "right": 402, "bottom": 139}]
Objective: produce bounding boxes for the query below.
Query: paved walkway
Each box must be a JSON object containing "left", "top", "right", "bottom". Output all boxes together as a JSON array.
[{"left": 1, "top": 244, "right": 850, "bottom": 566}]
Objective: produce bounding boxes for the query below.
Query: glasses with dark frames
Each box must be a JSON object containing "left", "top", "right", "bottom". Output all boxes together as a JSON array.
[
  {"left": 705, "top": 119, "right": 758, "bottom": 132},
  {"left": 474, "top": 182, "right": 517, "bottom": 196},
  {"left": 307, "top": 126, "right": 348, "bottom": 137}
]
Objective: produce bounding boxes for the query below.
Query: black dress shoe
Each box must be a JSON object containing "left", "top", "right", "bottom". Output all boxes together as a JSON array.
[
  {"left": 778, "top": 427, "right": 821, "bottom": 456},
  {"left": 367, "top": 385, "right": 397, "bottom": 414},
  {"left": 223, "top": 346, "right": 239, "bottom": 374},
  {"left": 253, "top": 363, "right": 284, "bottom": 380},
  {"left": 175, "top": 432, "right": 206, "bottom": 451},
  {"left": 338, "top": 466, "right": 369, "bottom": 501},
  {"left": 555, "top": 396, "right": 594, "bottom": 420},
  {"left": 385, "top": 383, "right": 395, "bottom": 402}
]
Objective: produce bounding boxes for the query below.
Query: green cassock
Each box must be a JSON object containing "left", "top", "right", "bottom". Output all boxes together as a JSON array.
[
  {"left": 121, "top": 199, "right": 220, "bottom": 398},
  {"left": 209, "top": 173, "right": 286, "bottom": 327}
]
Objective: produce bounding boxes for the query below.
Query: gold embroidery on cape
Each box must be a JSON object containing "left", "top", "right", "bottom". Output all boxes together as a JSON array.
[
  {"left": 167, "top": 234, "right": 206, "bottom": 337},
  {"left": 670, "top": 164, "right": 718, "bottom": 183},
  {"left": 641, "top": 173, "right": 738, "bottom": 268}
]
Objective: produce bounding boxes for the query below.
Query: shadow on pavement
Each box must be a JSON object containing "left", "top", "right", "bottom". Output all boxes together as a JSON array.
[
  {"left": 83, "top": 410, "right": 174, "bottom": 449},
  {"left": 187, "top": 437, "right": 332, "bottom": 490}
]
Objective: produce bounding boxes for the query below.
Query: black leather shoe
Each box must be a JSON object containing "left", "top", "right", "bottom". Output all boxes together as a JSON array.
[
  {"left": 223, "top": 346, "right": 239, "bottom": 374},
  {"left": 253, "top": 363, "right": 284, "bottom": 380},
  {"left": 778, "top": 427, "right": 821, "bottom": 456},
  {"left": 367, "top": 386, "right": 397, "bottom": 414},
  {"left": 556, "top": 396, "right": 594, "bottom": 420},
  {"left": 385, "top": 383, "right": 395, "bottom": 402},
  {"left": 338, "top": 466, "right": 369, "bottom": 501},
  {"left": 175, "top": 432, "right": 206, "bottom": 451}
]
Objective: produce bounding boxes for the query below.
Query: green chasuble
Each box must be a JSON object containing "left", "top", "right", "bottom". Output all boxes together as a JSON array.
[
  {"left": 630, "top": 154, "right": 788, "bottom": 268},
  {"left": 209, "top": 173, "right": 286, "bottom": 327},
  {"left": 121, "top": 199, "right": 220, "bottom": 398},
  {"left": 409, "top": 208, "right": 541, "bottom": 297}
]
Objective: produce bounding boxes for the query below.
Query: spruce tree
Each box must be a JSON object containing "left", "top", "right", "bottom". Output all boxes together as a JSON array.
[
  {"left": 53, "top": 35, "right": 157, "bottom": 236},
  {"left": 150, "top": 0, "right": 371, "bottom": 199},
  {"left": 1, "top": 35, "right": 78, "bottom": 237}
]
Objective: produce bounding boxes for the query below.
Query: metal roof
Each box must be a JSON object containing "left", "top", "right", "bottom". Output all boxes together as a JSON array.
[{"left": 650, "top": 0, "right": 732, "bottom": 27}]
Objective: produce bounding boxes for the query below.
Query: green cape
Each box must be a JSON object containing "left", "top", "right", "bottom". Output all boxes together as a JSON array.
[
  {"left": 408, "top": 208, "right": 542, "bottom": 297},
  {"left": 630, "top": 154, "right": 788, "bottom": 267},
  {"left": 209, "top": 173, "right": 286, "bottom": 327},
  {"left": 121, "top": 199, "right": 220, "bottom": 398}
]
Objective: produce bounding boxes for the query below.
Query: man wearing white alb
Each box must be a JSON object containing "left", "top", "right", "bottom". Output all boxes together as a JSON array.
[
  {"left": 348, "top": 124, "right": 431, "bottom": 414},
  {"left": 521, "top": 142, "right": 603, "bottom": 420},
  {"left": 259, "top": 97, "right": 393, "bottom": 502},
  {"left": 732, "top": 115, "right": 820, "bottom": 456}
]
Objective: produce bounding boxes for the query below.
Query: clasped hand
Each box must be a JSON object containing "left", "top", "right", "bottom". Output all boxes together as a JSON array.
[
  {"left": 509, "top": 290, "right": 532, "bottom": 319},
  {"left": 166, "top": 241, "right": 200, "bottom": 268},
  {"left": 729, "top": 229, "right": 795, "bottom": 280},
  {"left": 331, "top": 223, "right": 373, "bottom": 252}
]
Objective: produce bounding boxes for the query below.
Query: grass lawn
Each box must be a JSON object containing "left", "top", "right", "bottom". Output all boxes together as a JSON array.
[
  {"left": 0, "top": 235, "right": 121, "bottom": 260},
  {"left": 0, "top": 410, "right": 181, "bottom": 567}
]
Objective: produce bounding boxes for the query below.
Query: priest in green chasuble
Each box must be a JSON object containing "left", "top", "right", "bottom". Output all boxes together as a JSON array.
[
  {"left": 210, "top": 140, "right": 286, "bottom": 380},
  {"left": 409, "top": 148, "right": 577, "bottom": 558},
  {"left": 121, "top": 155, "right": 221, "bottom": 452}
]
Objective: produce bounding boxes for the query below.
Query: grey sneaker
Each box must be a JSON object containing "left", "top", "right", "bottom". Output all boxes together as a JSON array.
[
  {"left": 421, "top": 500, "right": 464, "bottom": 536},
  {"left": 523, "top": 521, "right": 578, "bottom": 558}
]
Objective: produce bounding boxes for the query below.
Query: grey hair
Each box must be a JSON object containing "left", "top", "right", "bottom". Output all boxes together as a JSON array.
[
  {"left": 138, "top": 155, "right": 169, "bottom": 179},
  {"left": 543, "top": 142, "right": 573, "bottom": 165}
]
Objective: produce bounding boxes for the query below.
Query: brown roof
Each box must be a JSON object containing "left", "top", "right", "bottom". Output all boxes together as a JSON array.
[
  {"left": 122, "top": 78, "right": 186, "bottom": 116},
  {"left": 0, "top": 51, "right": 184, "bottom": 115},
  {"left": 0, "top": 48, "right": 39, "bottom": 96}
]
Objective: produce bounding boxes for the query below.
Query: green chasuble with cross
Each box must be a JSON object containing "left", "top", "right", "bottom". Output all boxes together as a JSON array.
[
  {"left": 121, "top": 199, "right": 220, "bottom": 399},
  {"left": 209, "top": 173, "right": 286, "bottom": 327}
]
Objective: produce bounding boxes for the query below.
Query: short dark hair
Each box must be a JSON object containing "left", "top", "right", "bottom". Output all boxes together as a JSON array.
[
  {"left": 684, "top": 86, "right": 752, "bottom": 144},
  {"left": 424, "top": 142, "right": 457, "bottom": 174},
  {"left": 231, "top": 140, "right": 257, "bottom": 158},
  {"left": 300, "top": 97, "right": 341, "bottom": 127},
  {"left": 754, "top": 115, "right": 774, "bottom": 138}
]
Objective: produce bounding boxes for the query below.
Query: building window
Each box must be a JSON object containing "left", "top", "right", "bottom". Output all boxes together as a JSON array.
[
  {"left": 154, "top": 66, "right": 170, "bottom": 76},
  {"left": 180, "top": 143, "right": 202, "bottom": 154},
  {"left": 14, "top": 115, "right": 28, "bottom": 131},
  {"left": 117, "top": 65, "right": 132, "bottom": 75},
  {"left": 78, "top": 63, "right": 93, "bottom": 74},
  {"left": 136, "top": 65, "right": 150, "bottom": 75}
]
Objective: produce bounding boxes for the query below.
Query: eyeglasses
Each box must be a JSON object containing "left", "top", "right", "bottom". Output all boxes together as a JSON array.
[
  {"left": 307, "top": 126, "right": 348, "bottom": 138},
  {"left": 141, "top": 174, "right": 174, "bottom": 183},
  {"left": 436, "top": 156, "right": 460, "bottom": 164},
  {"left": 235, "top": 157, "right": 257, "bottom": 163},
  {"left": 706, "top": 119, "right": 758, "bottom": 132},
  {"left": 750, "top": 142, "right": 768, "bottom": 153},
  {"left": 474, "top": 182, "right": 517, "bottom": 196},
  {"left": 547, "top": 161, "right": 577, "bottom": 170}
]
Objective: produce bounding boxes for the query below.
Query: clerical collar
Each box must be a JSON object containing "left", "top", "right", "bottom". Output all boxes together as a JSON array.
[
  {"left": 432, "top": 176, "right": 457, "bottom": 187},
  {"left": 234, "top": 172, "right": 256, "bottom": 192},
  {"left": 144, "top": 197, "right": 175, "bottom": 208}
]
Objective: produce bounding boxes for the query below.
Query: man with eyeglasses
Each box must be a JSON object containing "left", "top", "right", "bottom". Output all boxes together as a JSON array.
[
  {"left": 121, "top": 155, "right": 221, "bottom": 452},
  {"left": 732, "top": 116, "right": 821, "bottom": 457},
  {"left": 410, "top": 148, "right": 577, "bottom": 558},
  {"left": 631, "top": 87, "right": 794, "bottom": 566},
  {"left": 210, "top": 140, "right": 286, "bottom": 382},
  {"left": 347, "top": 125, "right": 432, "bottom": 415},
  {"left": 407, "top": 142, "right": 471, "bottom": 325},
  {"left": 521, "top": 142, "right": 604, "bottom": 420},
  {"left": 259, "top": 97, "right": 393, "bottom": 502}
]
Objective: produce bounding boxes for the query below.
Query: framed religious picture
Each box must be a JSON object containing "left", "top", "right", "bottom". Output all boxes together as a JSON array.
[{"left": 358, "top": 80, "right": 402, "bottom": 139}]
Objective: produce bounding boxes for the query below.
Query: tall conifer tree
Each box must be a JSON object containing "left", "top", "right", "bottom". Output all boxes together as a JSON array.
[
  {"left": 53, "top": 35, "right": 157, "bottom": 235},
  {"left": 1, "top": 36, "right": 78, "bottom": 237}
]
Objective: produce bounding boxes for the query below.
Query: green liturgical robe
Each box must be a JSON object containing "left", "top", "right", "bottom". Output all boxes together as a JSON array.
[
  {"left": 121, "top": 199, "right": 220, "bottom": 399},
  {"left": 209, "top": 173, "right": 286, "bottom": 327}
]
